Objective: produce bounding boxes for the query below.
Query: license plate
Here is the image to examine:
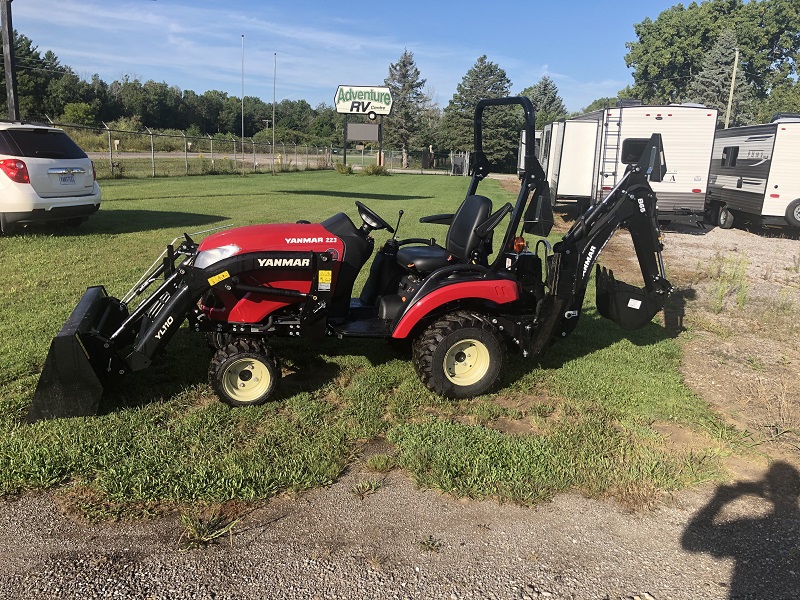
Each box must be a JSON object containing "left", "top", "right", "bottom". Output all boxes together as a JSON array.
[{"left": 59, "top": 174, "right": 76, "bottom": 185}]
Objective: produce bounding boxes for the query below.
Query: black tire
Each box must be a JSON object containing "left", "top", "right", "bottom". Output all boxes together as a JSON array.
[
  {"left": 412, "top": 310, "right": 504, "bottom": 398},
  {"left": 209, "top": 338, "right": 280, "bottom": 407},
  {"left": 785, "top": 199, "right": 800, "bottom": 228},
  {"left": 718, "top": 205, "right": 734, "bottom": 229},
  {"left": 205, "top": 332, "right": 236, "bottom": 350}
]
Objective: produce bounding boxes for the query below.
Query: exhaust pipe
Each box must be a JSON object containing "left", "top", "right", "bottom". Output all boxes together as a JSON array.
[{"left": 28, "top": 286, "right": 128, "bottom": 422}]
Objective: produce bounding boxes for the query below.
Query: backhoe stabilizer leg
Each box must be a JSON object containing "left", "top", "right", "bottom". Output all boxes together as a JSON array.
[{"left": 595, "top": 266, "right": 671, "bottom": 330}]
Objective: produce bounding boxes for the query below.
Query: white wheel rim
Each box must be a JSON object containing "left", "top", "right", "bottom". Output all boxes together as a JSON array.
[
  {"left": 221, "top": 356, "right": 272, "bottom": 403},
  {"left": 443, "top": 338, "right": 491, "bottom": 387},
  {"left": 793, "top": 205, "right": 800, "bottom": 221}
]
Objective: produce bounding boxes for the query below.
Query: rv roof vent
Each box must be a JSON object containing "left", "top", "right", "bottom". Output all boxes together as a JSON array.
[
  {"left": 771, "top": 113, "right": 800, "bottom": 123},
  {"left": 671, "top": 103, "right": 706, "bottom": 108},
  {"left": 615, "top": 98, "right": 643, "bottom": 107}
]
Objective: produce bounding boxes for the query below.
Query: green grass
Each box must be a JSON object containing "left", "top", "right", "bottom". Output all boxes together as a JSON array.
[{"left": 0, "top": 171, "right": 731, "bottom": 513}]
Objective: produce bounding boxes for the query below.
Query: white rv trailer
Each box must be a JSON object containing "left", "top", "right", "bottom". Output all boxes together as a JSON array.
[
  {"left": 706, "top": 115, "right": 800, "bottom": 230},
  {"left": 538, "top": 120, "right": 565, "bottom": 203},
  {"left": 543, "top": 103, "right": 718, "bottom": 222}
]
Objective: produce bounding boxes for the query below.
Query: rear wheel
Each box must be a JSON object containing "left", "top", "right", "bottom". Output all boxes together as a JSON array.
[
  {"left": 209, "top": 338, "right": 279, "bottom": 407},
  {"left": 785, "top": 199, "right": 800, "bottom": 228},
  {"left": 412, "top": 311, "right": 503, "bottom": 398},
  {"left": 718, "top": 205, "right": 734, "bottom": 229}
]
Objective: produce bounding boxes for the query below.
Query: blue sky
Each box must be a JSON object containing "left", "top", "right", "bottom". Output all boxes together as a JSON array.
[{"left": 15, "top": 0, "right": 680, "bottom": 112}]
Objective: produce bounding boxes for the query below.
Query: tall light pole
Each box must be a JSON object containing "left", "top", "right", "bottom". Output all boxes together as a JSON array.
[
  {"left": 272, "top": 52, "right": 277, "bottom": 175},
  {"left": 241, "top": 34, "right": 245, "bottom": 175}
]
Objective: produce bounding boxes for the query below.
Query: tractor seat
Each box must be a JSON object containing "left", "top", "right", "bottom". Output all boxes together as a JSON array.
[
  {"left": 396, "top": 194, "right": 493, "bottom": 275},
  {"left": 397, "top": 244, "right": 454, "bottom": 273}
]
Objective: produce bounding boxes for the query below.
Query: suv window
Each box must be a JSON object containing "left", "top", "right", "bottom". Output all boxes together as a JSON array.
[{"left": 0, "top": 129, "right": 88, "bottom": 159}]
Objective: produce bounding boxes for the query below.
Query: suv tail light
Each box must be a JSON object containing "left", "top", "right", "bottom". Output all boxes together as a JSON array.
[
  {"left": 0, "top": 159, "right": 30, "bottom": 184},
  {"left": 91, "top": 160, "right": 97, "bottom": 181}
]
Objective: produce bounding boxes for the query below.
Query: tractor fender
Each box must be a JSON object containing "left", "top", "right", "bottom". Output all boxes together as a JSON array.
[{"left": 391, "top": 279, "right": 518, "bottom": 339}]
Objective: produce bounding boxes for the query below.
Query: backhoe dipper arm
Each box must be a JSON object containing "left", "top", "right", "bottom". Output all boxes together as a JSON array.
[{"left": 526, "top": 136, "right": 673, "bottom": 358}]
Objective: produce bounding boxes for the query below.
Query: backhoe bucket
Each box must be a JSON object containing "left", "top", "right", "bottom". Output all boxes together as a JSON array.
[
  {"left": 28, "top": 286, "right": 125, "bottom": 422},
  {"left": 595, "top": 266, "right": 668, "bottom": 331}
]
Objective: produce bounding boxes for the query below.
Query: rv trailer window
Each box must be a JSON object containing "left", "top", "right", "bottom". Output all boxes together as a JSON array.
[
  {"left": 620, "top": 138, "right": 649, "bottom": 164},
  {"left": 721, "top": 146, "right": 739, "bottom": 167}
]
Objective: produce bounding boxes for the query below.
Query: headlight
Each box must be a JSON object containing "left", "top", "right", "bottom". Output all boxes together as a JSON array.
[{"left": 194, "top": 244, "right": 241, "bottom": 269}]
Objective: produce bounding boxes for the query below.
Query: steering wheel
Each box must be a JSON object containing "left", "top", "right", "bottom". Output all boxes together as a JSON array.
[{"left": 355, "top": 200, "right": 394, "bottom": 234}]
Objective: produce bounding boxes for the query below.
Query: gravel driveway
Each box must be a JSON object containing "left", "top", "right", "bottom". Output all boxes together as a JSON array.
[{"left": 1, "top": 223, "right": 799, "bottom": 600}]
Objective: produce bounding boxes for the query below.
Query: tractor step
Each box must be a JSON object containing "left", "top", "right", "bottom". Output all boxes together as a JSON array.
[{"left": 329, "top": 317, "right": 391, "bottom": 338}]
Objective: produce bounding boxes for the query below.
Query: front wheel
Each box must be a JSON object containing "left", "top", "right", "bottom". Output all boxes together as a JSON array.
[
  {"left": 209, "top": 338, "right": 280, "bottom": 407},
  {"left": 412, "top": 311, "right": 504, "bottom": 398}
]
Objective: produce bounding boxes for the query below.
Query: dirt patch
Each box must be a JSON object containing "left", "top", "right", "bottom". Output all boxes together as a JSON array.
[{"left": 602, "top": 220, "right": 800, "bottom": 468}]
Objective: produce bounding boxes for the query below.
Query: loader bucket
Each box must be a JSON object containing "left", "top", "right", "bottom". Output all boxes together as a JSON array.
[
  {"left": 595, "top": 266, "right": 668, "bottom": 331},
  {"left": 28, "top": 286, "right": 125, "bottom": 422}
]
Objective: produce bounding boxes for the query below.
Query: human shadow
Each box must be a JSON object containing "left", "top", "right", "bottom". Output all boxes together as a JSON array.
[{"left": 681, "top": 462, "right": 800, "bottom": 598}]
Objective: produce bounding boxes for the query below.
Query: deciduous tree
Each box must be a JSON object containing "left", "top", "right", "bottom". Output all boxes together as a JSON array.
[{"left": 625, "top": 0, "right": 800, "bottom": 104}]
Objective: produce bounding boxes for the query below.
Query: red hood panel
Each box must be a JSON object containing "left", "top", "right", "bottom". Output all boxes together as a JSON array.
[{"left": 198, "top": 223, "right": 344, "bottom": 255}]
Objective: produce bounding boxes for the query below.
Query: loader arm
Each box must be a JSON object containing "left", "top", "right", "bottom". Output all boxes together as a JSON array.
[{"left": 525, "top": 134, "right": 673, "bottom": 359}]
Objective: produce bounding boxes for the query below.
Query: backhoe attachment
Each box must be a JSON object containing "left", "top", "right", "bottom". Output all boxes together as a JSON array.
[{"left": 527, "top": 133, "right": 673, "bottom": 355}]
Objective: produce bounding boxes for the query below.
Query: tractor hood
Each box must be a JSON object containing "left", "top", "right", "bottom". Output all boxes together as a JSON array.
[{"left": 197, "top": 223, "right": 344, "bottom": 257}]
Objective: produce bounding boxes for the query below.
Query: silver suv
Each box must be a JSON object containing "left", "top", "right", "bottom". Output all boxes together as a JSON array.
[{"left": 0, "top": 122, "right": 102, "bottom": 234}]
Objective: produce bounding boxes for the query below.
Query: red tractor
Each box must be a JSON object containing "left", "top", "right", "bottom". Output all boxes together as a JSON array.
[{"left": 30, "top": 97, "right": 673, "bottom": 421}]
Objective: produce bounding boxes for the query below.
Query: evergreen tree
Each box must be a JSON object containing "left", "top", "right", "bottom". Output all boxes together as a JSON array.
[
  {"left": 686, "top": 28, "right": 755, "bottom": 127},
  {"left": 438, "top": 55, "right": 520, "bottom": 170},
  {"left": 520, "top": 76, "right": 567, "bottom": 129},
  {"left": 383, "top": 49, "right": 428, "bottom": 168}
]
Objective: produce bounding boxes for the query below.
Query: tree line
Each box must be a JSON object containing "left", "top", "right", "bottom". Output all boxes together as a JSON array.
[{"left": 1, "top": 0, "right": 798, "bottom": 169}]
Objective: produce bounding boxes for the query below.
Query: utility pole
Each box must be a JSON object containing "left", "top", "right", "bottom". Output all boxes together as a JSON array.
[
  {"left": 1, "top": 0, "right": 19, "bottom": 121},
  {"left": 724, "top": 47, "right": 740, "bottom": 129}
]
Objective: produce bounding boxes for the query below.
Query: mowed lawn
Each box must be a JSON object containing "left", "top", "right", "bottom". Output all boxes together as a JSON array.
[{"left": 0, "top": 171, "right": 734, "bottom": 515}]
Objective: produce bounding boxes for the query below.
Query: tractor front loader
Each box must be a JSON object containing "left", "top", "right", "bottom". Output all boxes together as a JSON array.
[{"left": 29, "top": 96, "right": 672, "bottom": 422}]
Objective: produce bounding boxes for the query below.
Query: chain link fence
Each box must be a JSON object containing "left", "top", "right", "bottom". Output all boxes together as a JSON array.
[{"left": 54, "top": 123, "right": 469, "bottom": 179}]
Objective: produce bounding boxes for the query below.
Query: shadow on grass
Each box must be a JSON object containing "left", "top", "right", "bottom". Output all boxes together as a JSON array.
[
  {"left": 97, "top": 332, "right": 353, "bottom": 415},
  {"left": 279, "top": 190, "right": 435, "bottom": 202},
  {"left": 22, "top": 210, "right": 228, "bottom": 238},
  {"left": 87, "top": 210, "right": 228, "bottom": 235},
  {"left": 500, "top": 307, "right": 678, "bottom": 387}
]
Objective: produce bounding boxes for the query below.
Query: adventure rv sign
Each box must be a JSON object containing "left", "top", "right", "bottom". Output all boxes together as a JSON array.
[{"left": 335, "top": 86, "right": 393, "bottom": 117}]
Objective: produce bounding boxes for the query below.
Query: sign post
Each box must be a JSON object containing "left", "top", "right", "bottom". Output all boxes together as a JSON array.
[{"left": 335, "top": 86, "right": 392, "bottom": 167}]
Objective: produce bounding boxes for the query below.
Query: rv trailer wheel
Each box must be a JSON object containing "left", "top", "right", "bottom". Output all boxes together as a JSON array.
[
  {"left": 412, "top": 310, "right": 503, "bottom": 398},
  {"left": 718, "top": 205, "right": 734, "bottom": 229},
  {"left": 209, "top": 338, "right": 280, "bottom": 407},
  {"left": 786, "top": 199, "right": 800, "bottom": 228}
]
